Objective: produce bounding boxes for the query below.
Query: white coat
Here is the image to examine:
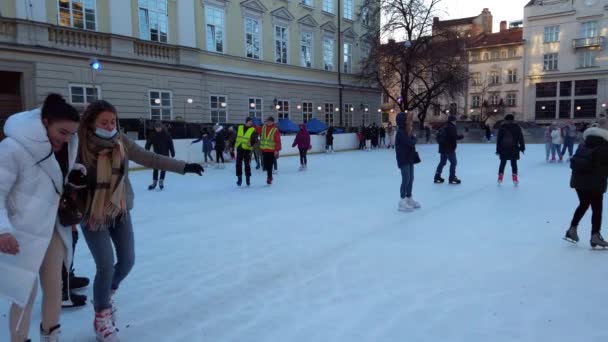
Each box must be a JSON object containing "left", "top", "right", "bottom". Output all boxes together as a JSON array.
[
  {"left": 551, "top": 128, "right": 564, "bottom": 145},
  {"left": 0, "top": 109, "right": 77, "bottom": 307}
]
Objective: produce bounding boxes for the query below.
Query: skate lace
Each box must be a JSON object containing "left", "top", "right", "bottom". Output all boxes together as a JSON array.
[
  {"left": 41, "top": 328, "right": 60, "bottom": 342},
  {"left": 95, "top": 311, "right": 117, "bottom": 338}
]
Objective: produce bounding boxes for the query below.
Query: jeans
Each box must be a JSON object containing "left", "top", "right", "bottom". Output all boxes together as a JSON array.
[
  {"left": 561, "top": 139, "right": 574, "bottom": 158},
  {"left": 215, "top": 148, "right": 224, "bottom": 163},
  {"left": 545, "top": 142, "right": 552, "bottom": 159},
  {"left": 436, "top": 152, "right": 457, "bottom": 179},
  {"left": 571, "top": 190, "right": 604, "bottom": 234},
  {"left": 499, "top": 159, "right": 518, "bottom": 175},
  {"left": 81, "top": 213, "right": 135, "bottom": 311},
  {"left": 204, "top": 150, "right": 213, "bottom": 163},
  {"left": 263, "top": 152, "right": 275, "bottom": 179},
  {"left": 551, "top": 144, "right": 561, "bottom": 159},
  {"left": 400, "top": 164, "right": 414, "bottom": 198},
  {"left": 152, "top": 169, "right": 166, "bottom": 181},
  {"left": 299, "top": 148, "right": 308, "bottom": 165},
  {"left": 236, "top": 149, "right": 252, "bottom": 178}
]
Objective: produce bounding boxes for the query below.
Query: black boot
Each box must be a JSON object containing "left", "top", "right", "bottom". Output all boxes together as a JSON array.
[
  {"left": 246, "top": 176, "right": 251, "bottom": 187},
  {"left": 449, "top": 177, "right": 462, "bottom": 185},
  {"left": 434, "top": 174, "right": 445, "bottom": 184},
  {"left": 237, "top": 176, "right": 242, "bottom": 187},
  {"left": 62, "top": 286, "right": 87, "bottom": 308},
  {"left": 148, "top": 180, "right": 157, "bottom": 190},
  {"left": 159, "top": 179, "right": 164, "bottom": 190}
]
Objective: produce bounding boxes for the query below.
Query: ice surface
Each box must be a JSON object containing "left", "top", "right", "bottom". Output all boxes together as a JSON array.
[{"left": 2, "top": 144, "right": 607, "bottom": 342}]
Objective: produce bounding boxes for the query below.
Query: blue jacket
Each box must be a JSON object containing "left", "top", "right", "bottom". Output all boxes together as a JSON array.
[{"left": 395, "top": 112, "right": 418, "bottom": 167}]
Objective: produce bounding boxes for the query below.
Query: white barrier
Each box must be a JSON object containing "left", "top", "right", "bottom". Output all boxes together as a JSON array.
[{"left": 129, "top": 133, "right": 360, "bottom": 168}]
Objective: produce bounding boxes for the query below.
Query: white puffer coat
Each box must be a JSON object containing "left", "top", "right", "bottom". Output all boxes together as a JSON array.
[{"left": 0, "top": 109, "right": 77, "bottom": 307}]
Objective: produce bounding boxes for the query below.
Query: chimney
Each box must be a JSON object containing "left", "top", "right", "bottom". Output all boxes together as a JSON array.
[{"left": 500, "top": 21, "right": 507, "bottom": 32}]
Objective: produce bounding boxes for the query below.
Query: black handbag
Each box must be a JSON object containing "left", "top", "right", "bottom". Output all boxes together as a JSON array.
[
  {"left": 413, "top": 151, "right": 422, "bottom": 164},
  {"left": 58, "top": 192, "right": 83, "bottom": 226}
]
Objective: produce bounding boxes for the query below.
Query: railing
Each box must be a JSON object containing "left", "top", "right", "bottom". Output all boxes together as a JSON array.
[
  {"left": 0, "top": 18, "right": 17, "bottom": 42},
  {"left": 133, "top": 40, "right": 178, "bottom": 63},
  {"left": 48, "top": 26, "right": 110, "bottom": 53},
  {"left": 572, "top": 36, "right": 604, "bottom": 49}
]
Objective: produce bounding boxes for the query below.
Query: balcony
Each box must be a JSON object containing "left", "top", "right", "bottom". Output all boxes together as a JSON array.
[
  {"left": 0, "top": 17, "right": 17, "bottom": 43},
  {"left": 48, "top": 26, "right": 110, "bottom": 54},
  {"left": 572, "top": 36, "right": 604, "bottom": 49},
  {"left": 133, "top": 40, "right": 178, "bottom": 64}
]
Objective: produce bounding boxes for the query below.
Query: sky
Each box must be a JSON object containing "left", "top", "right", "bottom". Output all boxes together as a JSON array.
[{"left": 440, "top": 0, "right": 531, "bottom": 32}]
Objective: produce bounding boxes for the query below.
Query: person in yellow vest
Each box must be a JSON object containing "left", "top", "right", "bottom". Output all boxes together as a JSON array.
[
  {"left": 234, "top": 117, "right": 258, "bottom": 187},
  {"left": 257, "top": 116, "right": 282, "bottom": 185}
]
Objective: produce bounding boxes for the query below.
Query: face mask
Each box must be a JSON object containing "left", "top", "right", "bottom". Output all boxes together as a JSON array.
[{"left": 95, "top": 127, "right": 118, "bottom": 140}]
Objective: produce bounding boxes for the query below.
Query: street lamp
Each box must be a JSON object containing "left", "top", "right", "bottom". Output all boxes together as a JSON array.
[
  {"left": 154, "top": 99, "right": 161, "bottom": 105},
  {"left": 221, "top": 102, "right": 227, "bottom": 108},
  {"left": 275, "top": 104, "right": 281, "bottom": 110},
  {"left": 187, "top": 98, "right": 193, "bottom": 104},
  {"left": 364, "top": 108, "right": 369, "bottom": 112},
  {"left": 335, "top": 107, "right": 340, "bottom": 112},
  {"left": 297, "top": 105, "right": 302, "bottom": 110},
  {"left": 377, "top": 109, "right": 381, "bottom": 113},
  {"left": 541, "top": 106, "right": 546, "bottom": 110},
  {"left": 577, "top": 106, "right": 582, "bottom": 111},
  {"left": 350, "top": 107, "right": 354, "bottom": 112},
  {"left": 89, "top": 57, "right": 101, "bottom": 100},
  {"left": 184, "top": 98, "right": 194, "bottom": 118},
  {"left": 317, "top": 106, "right": 322, "bottom": 111},
  {"left": 250, "top": 102, "right": 256, "bottom": 108}
]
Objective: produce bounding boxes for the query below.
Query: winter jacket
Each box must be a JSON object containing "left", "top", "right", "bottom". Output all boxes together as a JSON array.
[
  {"left": 325, "top": 127, "right": 334, "bottom": 145},
  {"left": 551, "top": 129, "right": 564, "bottom": 145},
  {"left": 544, "top": 127, "right": 553, "bottom": 143},
  {"left": 438, "top": 122, "right": 464, "bottom": 154},
  {"left": 395, "top": 114, "right": 418, "bottom": 167},
  {"left": 292, "top": 125, "right": 311, "bottom": 149},
  {"left": 191, "top": 132, "right": 213, "bottom": 152},
  {"left": 214, "top": 129, "right": 226, "bottom": 150},
  {"left": 145, "top": 130, "right": 175, "bottom": 157},
  {"left": 0, "top": 109, "right": 77, "bottom": 307},
  {"left": 380, "top": 127, "right": 386, "bottom": 138},
  {"left": 563, "top": 124, "right": 577, "bottom": 142},
  {"left": 256, "top": 124, "right": 281, "bottom": 152},
  {"left": 78, "top": 135, "right": 186, "bottom": 214},
  {"left": 496, "top": 122, "right": 525, "bottom": 161},
  {"left": 570, "top": 127, "right": 608, "bottom": 193}
]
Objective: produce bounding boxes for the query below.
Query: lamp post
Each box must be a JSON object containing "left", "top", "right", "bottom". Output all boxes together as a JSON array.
[
  {"left": 89, "top": 57, "right": 101, "bottom": 100},
  {"left": 184, "top": 98, "right": 193, "bottom": 119}
]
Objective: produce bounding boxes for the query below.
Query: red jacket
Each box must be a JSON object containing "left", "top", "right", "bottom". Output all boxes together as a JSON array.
[{"left": 257, "top": 124, "right": 282, "bottom": 152}]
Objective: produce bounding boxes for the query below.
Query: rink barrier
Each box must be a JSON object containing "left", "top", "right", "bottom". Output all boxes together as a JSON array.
[{"left": 129, "top": 133, "right": 360, "bottom": 169}]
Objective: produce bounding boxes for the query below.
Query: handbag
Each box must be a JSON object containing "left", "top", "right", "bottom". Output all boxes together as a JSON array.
[
  {"left": 413, "top": 151, "right": 422, "bottom": 164},
  {"left": 58, "top": 192, "right": 83, "bottom": 226}
]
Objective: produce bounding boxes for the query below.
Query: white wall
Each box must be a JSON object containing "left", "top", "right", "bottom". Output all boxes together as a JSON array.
[{"left": 129, "top": 133, "right": 359, "bottom": 168}]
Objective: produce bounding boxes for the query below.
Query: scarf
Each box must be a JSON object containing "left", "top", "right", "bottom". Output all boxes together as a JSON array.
[{"left": 85, "top": 131, "right": 127, "bottom": 231}]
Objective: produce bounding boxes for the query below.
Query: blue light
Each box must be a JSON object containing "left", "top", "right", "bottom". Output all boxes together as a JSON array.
[{"left": 92, "top": 62, "right": 101, "bottom": 70}]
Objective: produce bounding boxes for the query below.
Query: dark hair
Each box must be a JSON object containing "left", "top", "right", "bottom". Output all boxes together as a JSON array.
[{"left": 41, "top": 93, "right": 80, "bottom": 124}]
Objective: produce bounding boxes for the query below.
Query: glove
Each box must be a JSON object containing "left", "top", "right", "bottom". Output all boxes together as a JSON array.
[
  {"left": 274, "top": 151, "right": 279, "bottom": 158},
  {"left": 184, "top": 163, "right": 204, "bottom": 175}
]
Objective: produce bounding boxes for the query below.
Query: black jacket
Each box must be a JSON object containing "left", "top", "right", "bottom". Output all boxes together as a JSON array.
[
  {"left": 395, "top": 113, "right": 418, "bottom": 167},
  {"left": 496, "top": 122, "right": 525, "bottom": 160},
  {"left": 326, "top": 127, "right": 334, "bottom": 144},
  {"left": 438, "top": 122, "right": 463, "bottom": 154},
  {"left": 570, "top": 127, "right": 608, "bottom": 193},
  {"left": 214, "top": 129, "right": 226, "bottom": 150},
  {"left": 145, "top": 130, "right": 175, "bottom": 157}
]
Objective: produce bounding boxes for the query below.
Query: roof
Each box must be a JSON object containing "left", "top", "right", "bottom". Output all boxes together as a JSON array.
[
  {"left": 468, "top": 28, "right": 523, "bottom": 49},
  {"left": 433, "top": 16, "right": 477, "bottom": 28}
]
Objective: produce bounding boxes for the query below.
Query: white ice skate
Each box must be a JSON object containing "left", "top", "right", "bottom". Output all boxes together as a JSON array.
[
  {"left": 398, "top": 198, "right": 414, "bottom": 212},
  {"left": 94, "top": 309, "right": 119, "bottom": 342},
  {"left": 40, "top": 324, "right": 61, "bottom": 342},
  {"left": 406, "top": 197, "right": 421, "bottom": 209}
]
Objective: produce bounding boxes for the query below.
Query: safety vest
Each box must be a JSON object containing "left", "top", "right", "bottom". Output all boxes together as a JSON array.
[
  {"left": 235, "top": 125, "right": 255, "bottom": 150},
  {"left": 260, "top": 125, "right": 277, "bottom": 150}
]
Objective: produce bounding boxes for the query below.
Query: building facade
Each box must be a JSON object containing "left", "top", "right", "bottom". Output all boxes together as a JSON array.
[
  {"left": 523, "top": 0, "right": 608, "bottom": 123},
  {"left": 0, "top": 0, "right": 380, "bottom": 132}
]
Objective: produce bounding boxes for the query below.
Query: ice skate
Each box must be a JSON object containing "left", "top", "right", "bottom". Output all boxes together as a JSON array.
[
  {"left": 512, "top": 174, "right": 519, "bottom": 186},
  {"left": 273, "top": 170, "right": 278, "bottom": 175},
  {"left": 563, "top": 226, "right": 579, "bottom": 243},
  {"left": 398, "top": 198, "right": 414, "bottom": 212},
  {"left": 246, "top": 176, "right": 250, "bottom": 187},
  {"left": 498, "top": 173, "right": 504, "bottom": 184},
  {"left": 62, "top": 288, "right": 87, "bottom": 308},
  {"left": 590, "top": 233, "right": 608, "bottom": 249},
  {"left": 299, "top": 165, "right": 304, "bottom": 171},
  {"left": 406, "top": 197, "right": 421, "bottom": 209},
  {"left": 94, "top": 309, "right": 119, "bottom": 342},
  {"left": 434, "top": 174, "right": 445, "bottom": 184},
  {"left": 236, "top": 176, "right": 242, "bottom": 187},
  {"left": 267, "top": 177, "right": 273, "bottom": 185},
  {"left": 40, "top": 324, "right": 61, "bottom": 342},
  {"left": 147, "top": 180, "right": 157, "bottom": 191},
  {"left": 449, "top": 177, "right": 462, "bottom": 185},
  {"left": 159, "top": 179, "right": 164, "bottom": 190}
]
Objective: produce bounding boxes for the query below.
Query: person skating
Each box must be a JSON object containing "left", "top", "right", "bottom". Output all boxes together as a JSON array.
[
  {"left": 434, "top": 115, "right": 464, "bottom": 184},
  {"left": 75, "top": 100, "right": 203, "bottom": 342},
  {"left": 425, "top": 125, "right": 431, "bottom": 144},
  {"left": 292, "top": 124, "right": 312, "bottom": 170},
  {"left": 61, "top": 225, "right": 89, "bottom": 309},
  {"left": 357, "top": 126, "right": 366, "bottom": 150},
  {"left": 0, "top": 94, "right": 81, "bottom": 341},
  {"left": 191, "top": 128, "right": 214, "bottom": 167},
  {"left": 234, "top": 117, "right": 258, "bottom": 187},
  {"left": 226, "top": 126, "right": 236, "bottom": 160},
  {"left": 564, "top": 118, "right": 608, "bottom": 248},
  {"left": 145, "top": 121, "right": 176, "bottom": 191},
  {"left": 561, "top": 120, "right": 577, "bottom": 161},
  {"left": 365, "top": 124, "right": 372, "bottom": 151},
  {"left": 379, "top": 125, "right": 386, "bottom": 147},
  {"left": 258, "top": 116, "right": 282, "bottom": 185},
  {"left": 550, "top": 123, "right": 564, "bottom": 162},
  {"left": 386, "top": 122, "right": 395, "bottom": 149},
  {"left": 496, "top": 114, "right": 525, "bottom": 185},
  {"left": 213, "top": 124, "right": 226, "bottom": 169},
  {"left": 325, "top": 126, "right": 334, "bottom": 153},
  {"left": 370, "top": 123, "right": 379, "bottom": 149},
  {"left": 395, "top": 112, "right": 421, "bottom": 212}
]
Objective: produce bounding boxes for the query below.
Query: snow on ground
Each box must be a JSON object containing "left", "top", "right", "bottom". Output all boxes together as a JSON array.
[{"left": 2, "top": 143, "right": 608, "bottom": 342}]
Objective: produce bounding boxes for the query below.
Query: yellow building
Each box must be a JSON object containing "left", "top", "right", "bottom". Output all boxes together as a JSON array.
[{"left": 0, "top": 0, "right": 379, "bottom": 131}]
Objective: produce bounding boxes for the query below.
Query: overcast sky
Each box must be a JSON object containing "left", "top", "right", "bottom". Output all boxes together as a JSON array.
[{"left": 440, "top": 0, "right": 530, "bottom": 32}]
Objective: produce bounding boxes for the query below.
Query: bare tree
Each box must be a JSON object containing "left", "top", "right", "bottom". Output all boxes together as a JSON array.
[
  {"left": 359, "top": 0, "right": 468, "bottom": 129},
  {"left": 469, "top": 76, "right": 505, "bottom": 124}
]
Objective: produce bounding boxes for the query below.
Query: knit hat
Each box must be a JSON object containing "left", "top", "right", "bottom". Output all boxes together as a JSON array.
[
  {"left": 504, "top": 114, "right": 515, "bottom": 121},
  {"left": 448, "top": 115, "right": 457, "bottom": 122},
  {"left": 266, "top": 116, "right": 275, "bottom": 122},
  {"left": 245, "top": 117, "right": 253, "bottom": 123}
]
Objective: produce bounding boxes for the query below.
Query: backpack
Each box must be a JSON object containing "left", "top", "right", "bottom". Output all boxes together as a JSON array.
[
  {"left": 570, "top": 143, "right": 596, "bottom": 173},
  {"left": 501, "top": 129, "right": 515, "bottom": 149},
  {"left": 436, "top": 125, "right": 448, "bottom": 144}
]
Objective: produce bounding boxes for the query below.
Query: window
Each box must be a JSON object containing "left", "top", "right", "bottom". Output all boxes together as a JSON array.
[
  {"left": 471, "top": 95, "right": 481, "bottom": 108},
  {"left": 581, "top": 21, "right": 598, "bottom": 38},
  {"left": 536, "top": 82, "right": 557, "bottom": 98},
  {"left": 343, "top": 0, "right": 353, "bottom": 20},
  {"left": 323, "top": 0, "right": 334, "bottom": 13},
  {"left": 69, "top": 85, "right": 100, "bottom": 104},
  {"left": 360, "top": 42, "right": 370, "bottom": 61},
  {"left": 324, "top": 103, "right": 334, "bottom": 125},
  {"left": 536, "top": 101, "right": 556, "bottom": 120},
  {"left": 491, "top": 50, "right": 499, "bottom": 60},
  {"left": 578, "top": 49, "right": 597, "bottom": 68},
  {"left": 248, "top": 98, "right": 263, "bottom": 118},
  {"left": 138, "top": 0, "right": 168, "bottom": 43},
  {"left": 343, "top": 42, "right": 352, "bottom": 73},
  {"left": 343, "top": 103, "right": 353, "bottom": 127},
  {"left": 301, "top": 31, "right": 313, "bottom": 68},
  {"left": 506, "top": 93, "right": 517, "bottom": 107},
  {"left": 275, "top": 25, "right": 289, "bottom": 64},
  {"left": 361, "top": 6, "right": 370, "bottom": 26},
  {"left": 483, "top": 52, "right": 489, "bottom": 61},
  {"left": 59, "top": 0, "right": 96, "bottom": 30},
  {"left": 206, "top": 6, "right": 224, "bottom": 53},
  {"left": 575, "top": 79, "right": 598, "bottom": 96},
  {"left": 543, "top": 53, "right": 558, "bottom": 71},
  {"left": 489, "top": 71, "right": 500, "bottom": 85},
  {"left": 507, "top": 69, "right": 517, "bottom": 83},
  {"left": 323, "top": 37, "right": 335, "bottom": 71},
  {"left": 560, "top": 81, "right": 572, "bottom": 97},
  {"left": 245, "top": 17, "right": 261, "bottom": 59},
  {"left": 301, "top": 0, "right": 313, "bottom": 6},
  {"left": 471, "top": 72, "right": 481, "bottom": 86},
  {"left": 470, "top": 52, "right": 480, "bottom": 62},
  {"left": 302, "top": 102, "right": 313, "bottom": 122},
  {"left": 490, "top": 94, "right": 500, "bottom": 106},
  {"left": 544, "top": 25, "right": 560, "bottom": 43},
  {"left": 509, "top": 49, "right": 516, "bottom": 58},
  {"left": 501, "top": 50, "right": 507, "bottom": 59},
  {"left": 559, "top": 100, "right": 571, "bottom": 119},
  {"left": 150, "top": 90, "right": 172, "bottom": 121},
  {"left": 574, "top": 99, "right": 597, "bottom": 119},
  {"left": 210, "top": 96, "right": 227, "bottom": 123},
  {"left": 277, "top": 99, "right": 289, "bottom": 119}
]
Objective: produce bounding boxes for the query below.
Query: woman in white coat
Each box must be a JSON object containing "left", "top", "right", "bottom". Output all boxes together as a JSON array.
[{"left": 0, "top": 94, "right": 80, "bottom": 342}]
